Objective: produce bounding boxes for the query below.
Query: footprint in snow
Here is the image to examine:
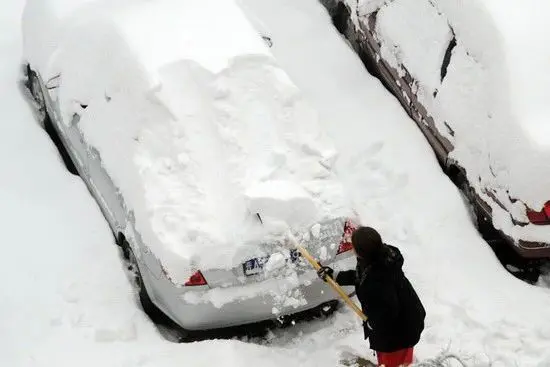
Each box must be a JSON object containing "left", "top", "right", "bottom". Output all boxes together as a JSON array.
[
  {"left": 346, "top": 141, "right": 384, "bottom": 168},
  {"left": 94, "top": 322, "right": 137, "bottom": 342},
  {"left": 363, "top": 141, "right": 385, "bottom": 156}
]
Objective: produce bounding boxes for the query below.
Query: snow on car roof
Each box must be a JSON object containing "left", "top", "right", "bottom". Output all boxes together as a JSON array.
[
  {"left": 109, "top": 0, "right": 272, "bottom": 79},
  {"left": 358, "top": 0, "right": 550, "bottom": 141},
  {"left": 431, "top": 0, "right": 550, "bottom": 210},
  {"left": 22, "top": 0, "right": 99, "bottom": 74},
  {"left": 52, "top": 0, "right": 351, "bottom": 283},
  {"left": 480, "top": 0, "right": 550, "bottom": 139},
  {"left": 425, "top": 0, "right": 550, "bottom": 134},
  {"left": 356, "top": 0, "right": 550, "bottom": 210}
]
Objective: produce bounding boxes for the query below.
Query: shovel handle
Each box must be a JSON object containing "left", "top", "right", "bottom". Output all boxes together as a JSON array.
[{"left": 287, "top": 234, "right": 368, "bottom": 322}]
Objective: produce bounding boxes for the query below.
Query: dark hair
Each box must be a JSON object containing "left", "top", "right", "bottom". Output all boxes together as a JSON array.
[{"left": 351, "top": 226, "right": 383, "bottom": 259}]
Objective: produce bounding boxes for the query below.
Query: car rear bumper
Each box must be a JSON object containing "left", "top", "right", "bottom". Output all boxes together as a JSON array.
[
  {"left": 172, "top": 275, "right": 353, "bottom": 330},
  {"left": 155, "top": 257, "right": 356, "bottom": 331},
  {"left": 475, "top": 193, "right": 550, "bottom": 258},
  {"left": 515, "top": 240, "right": 550, "bottom": 258}
]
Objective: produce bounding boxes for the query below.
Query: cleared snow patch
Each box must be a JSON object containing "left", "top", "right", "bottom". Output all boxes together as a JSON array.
[{"left": 246, "top": 180, "right": 318, "bottom": 228}]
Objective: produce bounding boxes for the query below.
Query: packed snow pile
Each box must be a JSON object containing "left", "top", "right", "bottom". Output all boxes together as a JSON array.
[
  {"left": 342, "top": 0, "right": 550, "bottom": 242},
  {"left": 45, "top": 0, "right": 351, "bottom": 282}
]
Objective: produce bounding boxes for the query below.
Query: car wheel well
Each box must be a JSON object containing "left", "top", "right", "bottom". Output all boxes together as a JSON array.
[
  {"left": 117, "top": 232, "right": 126, "bottom": 247},
  {"left": 331, "top": 2, "right": 351, "bottom": 35},
  {"left": 124, "top": 244, "right": 189, "bottom": 340},
  {"left": 28, "top": 69, "right": 79, "bottom": 176},
  {"left": 118, "top": 233, "right": 131, "bottom": 260},
  {"left": 26, "top": 64, "right": 33, "bottom": 87},
  {"left": 447, "top": 163, "right": 465, "bottom": 186}
]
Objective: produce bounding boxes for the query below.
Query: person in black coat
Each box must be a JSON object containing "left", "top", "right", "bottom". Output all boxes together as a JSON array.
[{"left": 317, "top": 226, "right": 425, "bottom": 367}]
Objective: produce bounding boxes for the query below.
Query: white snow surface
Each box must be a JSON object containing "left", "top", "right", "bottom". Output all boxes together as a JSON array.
[
  {"left": 21, "top": 0, "right": 97, "bottom": 73},
  {"left": 375, "top": 0, "right": 452, "bottom": 94},
  {"left": 37, "top": 0, "right": 351, "bottom": 280},
  {"left": 349, "top": 0, "right": 550, "bottom": 242},
  {"left": 5, "top": 0, "right": 550, "bottom": 366}
]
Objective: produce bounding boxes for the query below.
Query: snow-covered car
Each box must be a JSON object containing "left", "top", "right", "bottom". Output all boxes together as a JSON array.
[
  {"left": 22, "top": 0, "right": 357, "bottom": 337},
  {"left": 322, "top": 0, "right": 550, "bottom": 259}
]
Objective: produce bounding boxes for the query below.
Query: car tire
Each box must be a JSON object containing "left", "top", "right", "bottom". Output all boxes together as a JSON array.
[
  {"left": 460, "top": 180, "right": 480, "bottom": 225},
  {"left": 125, "top": 244, "right": 166, "bottom": 322},
  {"left": 123, "top": 242, "right": 192, "bottom": 342},
  {"left": 448, "top": 167, "right": 482, "bottom": 227},
  {"left": 28, "top": 69, "right": 79, "bottom": 176}
]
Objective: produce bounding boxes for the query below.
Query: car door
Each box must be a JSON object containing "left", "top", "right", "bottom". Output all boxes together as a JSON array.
[
  {"left": 42, "top": 74, "right": 88, "bottom": 174},
  {"left": 73, "top": 109, "right": 126, "bottom": 235},
  {"left": 71, "top": 94, "right": 163, "bottom": 279},
  {"left": 49, "top": 74, "right": 124, "bottom": 236}
]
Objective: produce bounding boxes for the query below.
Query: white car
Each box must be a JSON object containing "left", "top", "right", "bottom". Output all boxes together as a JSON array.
[
  {"left": 322, "top": 0, "right": 550, "bottom": 260},
  {"left": 23, "top": 0, "right": 357, "bottom": 338}
]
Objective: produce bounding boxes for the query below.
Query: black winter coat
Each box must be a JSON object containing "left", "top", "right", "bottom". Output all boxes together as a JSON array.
[{"left": 336, "top": 244, "right": 425, "bottom": 352}]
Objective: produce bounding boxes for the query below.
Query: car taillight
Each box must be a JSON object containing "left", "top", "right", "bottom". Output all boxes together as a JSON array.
[
  {"left": 526, "top": 201, "right": 550, "bottom": 225},
  {"left": 184, "top": 270, "right": 207, "bottom": 286},
  {"left": 337, "top": 220, "right": 358, "bottom": 255}
]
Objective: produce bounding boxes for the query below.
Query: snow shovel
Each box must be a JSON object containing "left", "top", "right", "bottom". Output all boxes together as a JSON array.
[{"left": 286, "top": 231, "right": 368, "bottom": 322}]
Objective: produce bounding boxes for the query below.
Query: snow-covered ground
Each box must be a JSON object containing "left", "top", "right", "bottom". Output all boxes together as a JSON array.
[{"left": 3, "top": 0, "right": 550, "bottom": 366}]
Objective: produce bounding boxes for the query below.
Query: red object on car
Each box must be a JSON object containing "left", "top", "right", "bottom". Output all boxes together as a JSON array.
[
  {"left": 526, "top": 201, "right": 550, "bottom": 225},
  {"left": 337, "top": 220, "right": 358, "bottom": 254},
  {"left": 184, "top": 270, "right": 207, "bottom": 286}
]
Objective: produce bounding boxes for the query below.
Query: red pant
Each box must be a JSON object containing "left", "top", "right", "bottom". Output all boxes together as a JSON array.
[{"left": 377, "top": 348, "right": 414, "bottom": 367}]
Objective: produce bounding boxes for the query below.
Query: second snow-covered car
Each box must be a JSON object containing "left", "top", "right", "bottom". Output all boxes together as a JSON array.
[
  {"left": 23, "top": 0, "right": 357, "bottom": 337},
  {"left": 322, "top": 0, "right": 550, "bottom": 259}
]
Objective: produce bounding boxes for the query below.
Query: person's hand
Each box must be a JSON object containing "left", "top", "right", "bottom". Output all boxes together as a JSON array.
[{"left": 317, "top": 266, "right": 334, "bottom": 281}]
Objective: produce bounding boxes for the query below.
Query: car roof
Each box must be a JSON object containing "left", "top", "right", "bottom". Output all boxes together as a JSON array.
[
  {"left": 60, "top": 0, "right": 350, "bottom": 276},
  {"left": 453, "top": 0, "right": 550, "bottom": 142},
  {"left": 106, "top": 0, "right": 272, "bottom": 79},
  {"left": 24, "top": 0, "right": 272, "bottom": 81},
  {"left": 489, "top": 1, "right": 550, "bottom": 142}
]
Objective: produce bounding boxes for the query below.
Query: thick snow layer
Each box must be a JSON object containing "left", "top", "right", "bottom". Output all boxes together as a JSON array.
[
  {"left": 111, "top": 0, "right": 272, "bottom": 78},
  {"left": 428, "top": 0, "right": 550, "bottom": 236},
  {"left": 22, "top": 0, "right": 118, "bottom": 75},
  {"left": 6, "top": 0, "right": 550, "bottom": 366},
  {"left": 350, "top": 0, "right": 550, "bottom": 242},
  {"left": 49, "top": 0, "right": 351, "bottom": 281},
  {"left": 375, "top": 0, "right": 452, "bottom": 94}
]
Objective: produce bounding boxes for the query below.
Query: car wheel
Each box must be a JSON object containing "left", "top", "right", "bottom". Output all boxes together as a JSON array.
[
  {"left": 124, "top": 243, "right": 192, "bottom": 342},
  {"left": 125, "top": 245, "right": 167, "bottom": 324}
]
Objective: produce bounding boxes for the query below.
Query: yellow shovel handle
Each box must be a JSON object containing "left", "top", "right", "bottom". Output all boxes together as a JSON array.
[{"left": 287, "top": 233, "right": 368, "bottom": 322}]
